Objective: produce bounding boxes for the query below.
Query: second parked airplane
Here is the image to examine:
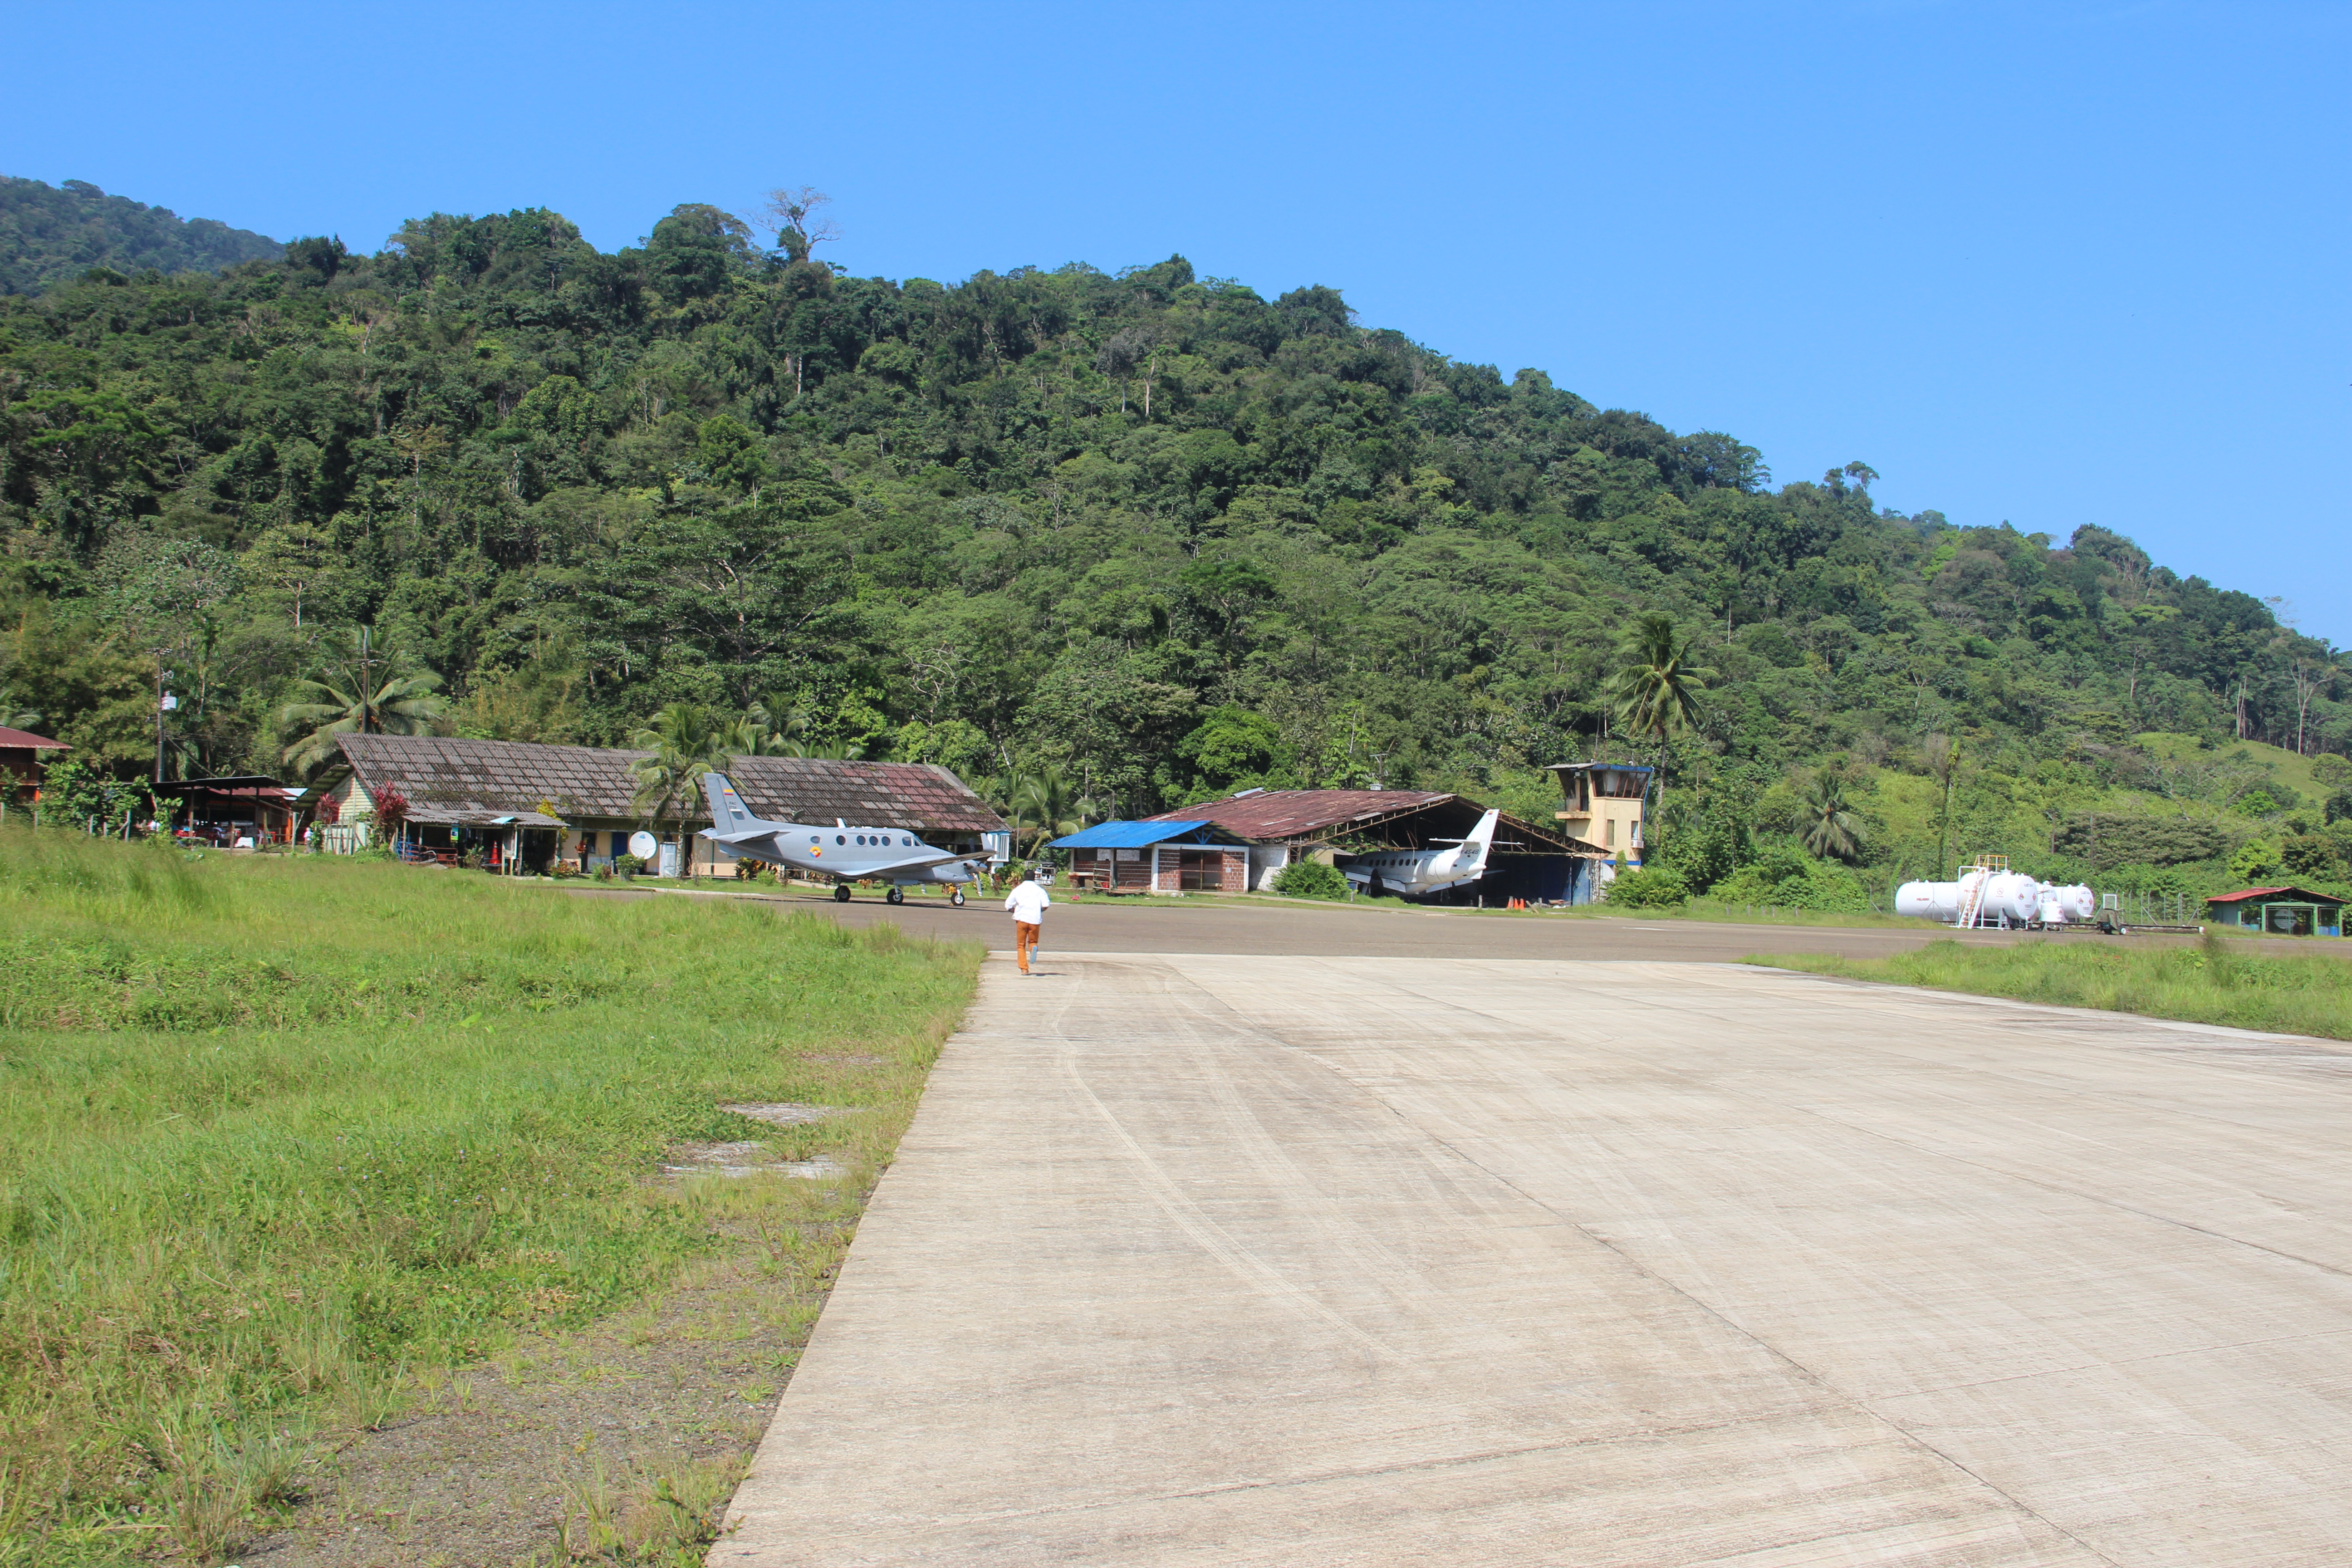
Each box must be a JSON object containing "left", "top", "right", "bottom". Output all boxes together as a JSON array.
[{"left": 1334, "top": 808, "right": 1502, "bottom": 899}]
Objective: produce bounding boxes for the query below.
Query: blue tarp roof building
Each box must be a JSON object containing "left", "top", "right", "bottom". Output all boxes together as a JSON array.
[{"left": 1046, "top": 820, "right": 1242, "bottom": 849}]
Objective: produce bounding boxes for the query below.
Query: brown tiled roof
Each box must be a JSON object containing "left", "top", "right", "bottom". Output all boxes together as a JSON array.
[
  {"left": 726, "top": 755, "right": 1005, "bottom": 833},
  {"left": 0, "top": 726, "right": 66, "bottom": 749},
  {"left": 1143, "top": 789, "right": 1453, "bottom": 841},
  {"left": 335, "top": 735, "right": 1003, "bottom": 833}
]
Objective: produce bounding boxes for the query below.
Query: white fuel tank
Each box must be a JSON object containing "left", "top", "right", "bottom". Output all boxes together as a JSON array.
[
  {"left": 1896, "top": 876, "right": 1970, "bottom": 921},
  {"left": 1896, "top": 869, "right": 2096, "bottom": 926}
]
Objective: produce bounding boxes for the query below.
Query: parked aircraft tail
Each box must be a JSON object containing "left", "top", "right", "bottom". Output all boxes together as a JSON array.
[
  {"left": 1466, "top": 808, "right": 1501, "bottom": 858},
  {"left": 701, "top": 773, "right": 757, "bottom": 833}
]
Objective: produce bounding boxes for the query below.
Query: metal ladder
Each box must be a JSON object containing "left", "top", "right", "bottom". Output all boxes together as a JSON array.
[{"left": 1951, "top": 854, "right": 2007, "bottom": 929}]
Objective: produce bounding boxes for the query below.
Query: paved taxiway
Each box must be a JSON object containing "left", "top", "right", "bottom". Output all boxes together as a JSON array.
[
  {"left": 614, "top": 884, "right": 2087, "bottom": 963},
  {"left": 715, "top": 954, "right": 2352, "bottom": 1565}
]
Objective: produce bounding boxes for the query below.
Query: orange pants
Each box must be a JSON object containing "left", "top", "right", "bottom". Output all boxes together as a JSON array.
[{"left": 1014, "top": 921, "right": 1041, "bottom": 972}]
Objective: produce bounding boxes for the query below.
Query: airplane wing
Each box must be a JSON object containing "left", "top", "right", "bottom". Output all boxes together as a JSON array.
[
  {"left": 704, "top": 827, "right": 784, "bottom": 846},
  {"left": 859, "top": 850, "right": 980, "bottom": 877}
]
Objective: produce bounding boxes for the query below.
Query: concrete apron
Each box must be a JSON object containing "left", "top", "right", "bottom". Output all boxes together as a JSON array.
[{"left": 713, "top": 956, "right": 2352, "bottom": 1566}]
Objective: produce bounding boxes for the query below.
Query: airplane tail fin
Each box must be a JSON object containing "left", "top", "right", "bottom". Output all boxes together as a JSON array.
[
  {"left": 701, "top": 773, "right": 755, "bottom": 832},
  {"left": 1466, "top": 808, "right": 1501, "bottom": 858}
]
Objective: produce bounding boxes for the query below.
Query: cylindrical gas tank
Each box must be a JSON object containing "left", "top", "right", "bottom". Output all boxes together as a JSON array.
[
  {"left": 1896, "top": 878, "right": 1966, "bottom": 920},
  {"left": 2043, "top": 883, "right": 2094, "bottom": 924},
  {"left": 1975, "top": 872, "right": 2047, "bottom": 926}
]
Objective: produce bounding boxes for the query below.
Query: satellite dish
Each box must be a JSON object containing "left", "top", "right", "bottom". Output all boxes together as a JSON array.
[{"left": 628, "top": 830, "right": 659, "bottom": 860}]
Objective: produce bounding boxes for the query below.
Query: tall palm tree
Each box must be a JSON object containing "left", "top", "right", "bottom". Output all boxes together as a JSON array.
[
  {"left": 1009, "top": 767, "right": 1090, "bottom": 857},
  {"left": 744, "top": 693, "right": 809, "bottom": 752},
  {"left": 739, "top": 694, "right": 867, "bottom": 759},
  {"left": 1606, "top": 613, "right": 1709, "bottom": 775},
  {"left": 278, "top": 627, "right": 446, "bottom": 774},
  {"left": 629, "top": 703, "right": 730, "bottom": 828},
  {"left": 1798, "top": 771, "right": 1866, "bottom": 863}
]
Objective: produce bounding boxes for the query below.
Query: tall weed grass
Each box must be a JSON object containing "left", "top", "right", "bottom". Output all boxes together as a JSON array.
[
  {"left": 0, "top": 825, "right": 978, "bottom": 1563},
  {"left": 1755, "top": 932, "right": 2352, "bottom": 1040}
]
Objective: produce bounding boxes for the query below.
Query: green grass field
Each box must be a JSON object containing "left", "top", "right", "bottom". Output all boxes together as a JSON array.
[
  {"left": 1754, "top": 934, "right": 2352, "bottom": 1041},
  {"left": 0, "top": 827, "right": 978, "bottom": 1564}
]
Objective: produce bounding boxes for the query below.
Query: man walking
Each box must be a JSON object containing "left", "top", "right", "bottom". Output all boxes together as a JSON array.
[{"left": 1004, "top": 866, "right": 1051, "bottom": 975}]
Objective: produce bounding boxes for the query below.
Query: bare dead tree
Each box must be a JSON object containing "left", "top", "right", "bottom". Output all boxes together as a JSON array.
[
  {"left": 752, "top": 186, "right": 841, "bottom": 263},
  {"left": 2290, "top": 657, "right": 2323, "bottom": 754}
]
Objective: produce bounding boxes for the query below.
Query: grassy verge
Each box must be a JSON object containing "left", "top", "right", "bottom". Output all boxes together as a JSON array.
[
  {"left": 1753, "top": 934, "right": 2352, "bottom": 1040},
  {"left": 0, "top": 825, "right": 978, "bottom": 1565}
]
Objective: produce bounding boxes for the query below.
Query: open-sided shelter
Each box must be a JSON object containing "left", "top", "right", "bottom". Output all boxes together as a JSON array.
[
  {"left": 2205, "top": 886, "right": 2346, "bottom": 937},
  {"left": 152, "top": 776, "right": 309, "bottom": 847},
  {"left": 1141, "top": 789, "right": 1603, "bottom": 902},
  {"left": 334, "top": 735, "right": 1003, "bottom": 876}
]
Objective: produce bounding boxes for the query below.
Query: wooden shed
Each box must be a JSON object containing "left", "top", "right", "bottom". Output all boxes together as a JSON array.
[{"left": 0, "top": 725, "right": 67, "bottom": 809}]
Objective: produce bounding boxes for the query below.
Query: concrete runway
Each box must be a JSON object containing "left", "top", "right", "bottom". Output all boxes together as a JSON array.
[{"left": 715, "top": 955, "right": 2352, "bottom": 1566}]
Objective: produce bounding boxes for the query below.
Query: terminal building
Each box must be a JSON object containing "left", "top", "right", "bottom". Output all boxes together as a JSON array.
[
  {"left": 331, "top": 735, "right": 1003, "bottom": 875},
  {"left": 1108, "top": 788, "right": 1606, "bottom": 902}
]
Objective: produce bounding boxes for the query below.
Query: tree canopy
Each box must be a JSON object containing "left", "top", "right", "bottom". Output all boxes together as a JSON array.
[
  {"left": 0, "top": 176, "right": 282, "bottom": 296},
  {"left": 2, "top": 190, "right": 2347, "bottom": 897}
]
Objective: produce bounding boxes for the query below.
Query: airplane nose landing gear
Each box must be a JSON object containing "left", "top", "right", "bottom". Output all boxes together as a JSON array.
[
  {"left": 886, "top": 887, "right": 905, "bottom": 905},
  {"left": 950, "top": 888, "right": 966, "bottom": 907},
  {"left": 833, "top": 884, "right": 852, "bottom": 902}
]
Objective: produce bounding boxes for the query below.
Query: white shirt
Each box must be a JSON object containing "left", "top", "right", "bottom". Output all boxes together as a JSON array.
[{"left": 1004, "top": 881, "right": 1051, "bottom": 922}]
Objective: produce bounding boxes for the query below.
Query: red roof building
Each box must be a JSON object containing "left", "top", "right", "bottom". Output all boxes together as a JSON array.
[
  {"left": 0, "top": 726, "right": 67, "bottom": 807},
  {"left": 2205, "top": 886, "right": 2345, "bottom": 937}
]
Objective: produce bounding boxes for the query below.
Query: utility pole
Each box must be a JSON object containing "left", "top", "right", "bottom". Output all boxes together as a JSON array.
[{"left": 153, "top": 656, "right": 168, "bottom": 785}]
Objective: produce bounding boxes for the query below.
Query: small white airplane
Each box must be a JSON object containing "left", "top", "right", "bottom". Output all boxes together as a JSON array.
[
  {"left": 698, "top": 773, "right": 986, "bottom": 905},
  {"left": 1334, "top": 808, "right": 1503, "bottom": 899}
]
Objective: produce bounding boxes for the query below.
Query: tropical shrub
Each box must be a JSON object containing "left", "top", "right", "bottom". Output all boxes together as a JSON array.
[
  {"left": 1713, "top": 846, "right": 1870, "bottom": 911},
  {"left": 1272, "top": 860, "right": 1349, "bottom": 899},
  {"left": 1604, "top": 866, "right": 1690, "bottom": 907}
]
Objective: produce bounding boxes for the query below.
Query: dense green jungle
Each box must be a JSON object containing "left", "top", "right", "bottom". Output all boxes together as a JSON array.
[
  {"left": 0, "top": 175, "right": 281, "bottom": 298},
  {"left": 3, "top": 190, "right": 2347, "bottom": 910}
]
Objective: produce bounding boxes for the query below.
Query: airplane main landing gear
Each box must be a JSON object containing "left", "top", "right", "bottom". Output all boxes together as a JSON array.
[
  {"left": 950, "top": 888, "right": 966, "bottom": 907},
  {"left": 833, "top": 884, "right": 852, "bottom": 902},
  {"left": 886, "top": 887, "right": 905, "bottom": 905}
]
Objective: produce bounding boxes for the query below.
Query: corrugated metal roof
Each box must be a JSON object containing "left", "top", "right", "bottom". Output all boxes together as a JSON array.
[
  {"left": 1144, "top": 788, "right": 1592, "bottom": 856},
  {"left": 1049, "top": 820, "right": 1220, "bottom": 849},
  {"left": 0, "top": 726, "right": 66, "bottom": 749},
  {"left": 336, "top": 735, "right": 1004, "bottom": 833},
  {"left": 1143, "top": 790, "right": 1453, "bottom": 841},
  {"left": 2207, "top": 886, "right": 2344, "bottom": 905}
]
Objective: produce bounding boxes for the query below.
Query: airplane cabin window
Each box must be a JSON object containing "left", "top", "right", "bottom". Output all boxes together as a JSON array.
[{"left": 836, "top": 835, "right": 846, "bottom": 844}]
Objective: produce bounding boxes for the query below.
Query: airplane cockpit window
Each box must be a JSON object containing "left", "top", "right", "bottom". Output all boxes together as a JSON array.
[{"left": 809, "top": 836, "right": 820, "bottom": 844}]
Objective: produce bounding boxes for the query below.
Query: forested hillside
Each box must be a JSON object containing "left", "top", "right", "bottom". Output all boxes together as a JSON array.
[
  {"left": 0, "top": 175, "right": 282, "bottom": 295},
  {"left": 3, "top": 199, "right": 2346, "bottom": 901}
]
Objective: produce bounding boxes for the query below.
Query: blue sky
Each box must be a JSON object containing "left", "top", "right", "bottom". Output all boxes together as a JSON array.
[{"left": 7, "top": 0, "right": 2345, "bottom": 642}]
